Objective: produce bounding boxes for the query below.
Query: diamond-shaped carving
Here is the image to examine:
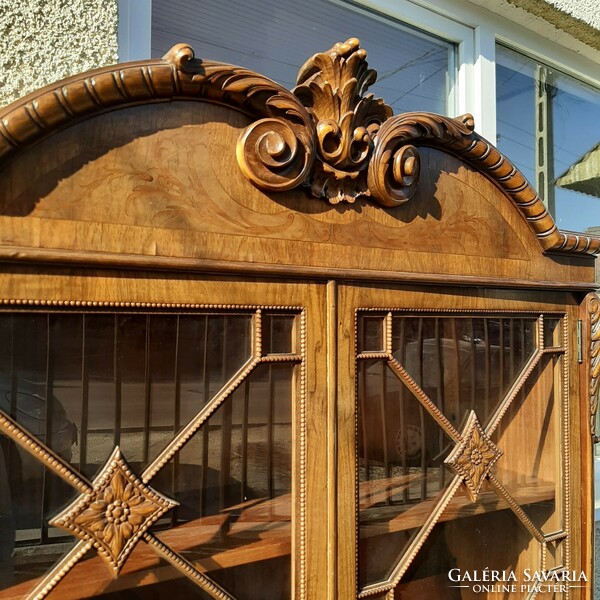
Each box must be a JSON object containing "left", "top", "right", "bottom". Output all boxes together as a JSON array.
[
  {"left": 445, "top": 411, "right": 503, "bottom": 502},
  {"left": 50, "top": 446, "right": 178, "bottom": 576}
]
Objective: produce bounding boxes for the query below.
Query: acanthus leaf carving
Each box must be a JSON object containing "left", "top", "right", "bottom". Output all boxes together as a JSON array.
[{"left": 292, "top": 38, "right": 392, "bottom": 203}]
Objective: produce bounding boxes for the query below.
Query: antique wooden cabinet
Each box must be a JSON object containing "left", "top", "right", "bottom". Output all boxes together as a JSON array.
[{"left": 0, "top": 39, "right": 598, "bottom": 600}]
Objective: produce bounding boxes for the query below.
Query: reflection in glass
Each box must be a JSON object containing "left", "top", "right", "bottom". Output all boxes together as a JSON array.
[
  {"left": 492, "top": 355, "right": 561, "bottom": 534},
  {"left": 358, "top": 354, "right": 456, "bottom": 587},
  {"left": 47, "top": 545, "right": 214, "bottom": 600},
  {"left": 152, "top": 363, "right": 294, "bottom": 600},
  {"left": 262, "top": 314, "right": 296, "bottom": 355},
  {"left": 357, "top": 313, "right": 556, "bottom": 592},
  {"left": 496, "top": 45, "right": 600, "bottom": 232},
  {"left": 0, "top": 310, "right": 295, "bottom": 599},
  {"left": 391, "top": 316, "right": 537, "bottom": 429},
  {"left": 152, "top": 0, "right": 454, "bottom": 115},
  {"left": 359, "top": 316, "right": 385, "bottom": 353},
  {"left": 394, "top": 503, "right": 540, "bottom": 599}
]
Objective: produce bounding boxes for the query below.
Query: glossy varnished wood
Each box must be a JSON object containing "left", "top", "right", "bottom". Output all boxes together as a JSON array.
[{"left": 0, "top": 38, "right": 596, "bottom": 600}]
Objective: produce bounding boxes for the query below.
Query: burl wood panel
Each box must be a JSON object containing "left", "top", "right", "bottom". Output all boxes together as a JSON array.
[{"left": 0, "top": 101, "right": 594, "bottom": 287}]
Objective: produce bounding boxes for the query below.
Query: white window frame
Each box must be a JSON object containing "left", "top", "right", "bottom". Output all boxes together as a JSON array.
[
  {"left": 357, "top": 0, "right": 600, "bottom": 144},
  {"left": 118, "top": 0, "right": 152, "bottom": 62},
  {"left": 357, "top": 0, "right": 478, "bottom": 133},
  {"left": 119, "top": 0, "right": 600, "bottom": 148}
]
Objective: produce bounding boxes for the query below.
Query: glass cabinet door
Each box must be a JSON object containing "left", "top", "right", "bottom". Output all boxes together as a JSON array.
[
  {"left": 337, "top": 284, "right": 576, "bottom": 600},
  {"left": 0, "top": 279, "right": 326, "bottom": 600},
  {"left": 0, "top": 278, "right": 582, "bottom": 599}
]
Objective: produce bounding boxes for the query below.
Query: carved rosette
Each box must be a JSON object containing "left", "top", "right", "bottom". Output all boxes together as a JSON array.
[
  {"left": 292, "top": 38, "right": 392, "bottom": 203},
  {"left": 50, "top": 446, "right": 178, "bottom": 575},
  {"left": 589, "top": 294, "right": 600, "bottom": 441},
  {"left": 445, "top": 411, "right": 503, "bottom": 502}
]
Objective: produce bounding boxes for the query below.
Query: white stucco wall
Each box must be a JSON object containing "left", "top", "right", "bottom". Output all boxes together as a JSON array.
[
  {"left": 0, "top": 0, "right": 119, "bottom": 108},
  {"left": 505, "top": 0, "right": 600, "bottom": 50},
  {"left": 543, "top": 0, "right": 600, "bottom": 30}
]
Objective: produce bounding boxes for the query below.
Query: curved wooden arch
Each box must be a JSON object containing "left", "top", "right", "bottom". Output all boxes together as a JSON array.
[
  {"left": 0, "top": 38, "right": 598, "bottom": 256},
  {"left": 369, "top": 112, "right": 600, "bottom": 255}
]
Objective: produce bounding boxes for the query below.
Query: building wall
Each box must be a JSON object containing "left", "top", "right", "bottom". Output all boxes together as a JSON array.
[
  {"left": 0, "top": 0, "right": 118, "bottom": 108},
  {"left": 510, "top": 0, "right": 600, "bottom": 48}
]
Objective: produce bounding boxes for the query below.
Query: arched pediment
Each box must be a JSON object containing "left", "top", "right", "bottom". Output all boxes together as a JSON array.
[{"left": 0, "top": 38, "right": 598, "bottom": 288}]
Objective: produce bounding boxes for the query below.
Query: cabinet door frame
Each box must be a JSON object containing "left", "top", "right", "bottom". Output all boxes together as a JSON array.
[
  {"left": 0, "top": 269, "right": 329, "bottom": 600},
  {"left": 334, "top": 282, "right": 583, "bottom": 599}
]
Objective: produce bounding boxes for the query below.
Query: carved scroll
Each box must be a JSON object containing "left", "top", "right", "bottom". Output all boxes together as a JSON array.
[{"left": 0, "top": 43, "right": 316, "bottom": 194}]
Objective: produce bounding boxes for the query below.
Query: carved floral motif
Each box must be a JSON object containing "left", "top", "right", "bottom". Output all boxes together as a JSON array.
[
  {"left": 50, "top": 446, "right": 177, "bottom": 575},
  {"left": 445, "top": 410, "right": 503, "bottom": 502},
  {"left": 293, "top": 38, "right": 392, "bottom": 203}
]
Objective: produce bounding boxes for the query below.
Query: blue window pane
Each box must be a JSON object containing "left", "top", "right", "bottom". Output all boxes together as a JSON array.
[{"left": 152, "top": 0, "right": 454, "bottom": 115}]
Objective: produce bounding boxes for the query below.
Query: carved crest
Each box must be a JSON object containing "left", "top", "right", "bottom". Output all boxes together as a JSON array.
[
  {"left": 293, "top": 38, "right": 392, "bottom": 203},
  {"left": 1, "top": 38, "right": 599, "bottom": 253}
]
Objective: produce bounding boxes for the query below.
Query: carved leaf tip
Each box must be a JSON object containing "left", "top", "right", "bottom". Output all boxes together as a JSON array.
[{"left": 458, "top": 113, "right": 476, "bottom": 132}]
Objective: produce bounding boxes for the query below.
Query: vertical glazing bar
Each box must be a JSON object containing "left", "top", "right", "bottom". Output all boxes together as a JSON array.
[
  {"left": 469, "top": 319, "right": 476, "bottom": 411},
  {"left": 267, "top": 362, "right": 275, "bottom": 503},
  {"left": 435, "top": 317, "right": 445, "bottom": 489},
  {"left": 114, "top": 315, "right": 121, "bottom": 448},
  {"left": 484, "top": 319, "right": 490, "bottom": 419},
  {"left": 499, "top": 318, "right": 505, "bottom": 406},
  {"left": 267, "top": 317, "right": 276, "bottom": 504},
  {"left": 451, "top": 318, "right": 461, "bottom": 430},
  {"left": 509, "top": 318, "right": 516, "bottom": 380},
  {"left": 200, "top": 315, "right": 210, "bottom": 517},
  {"left": 80, "top": 315, "right": 89, "bottom": 475},
  {"left": 41, "top": 314, "right": 52, "bottom": 543},
  {"left": 7, "top": 315, "right": 18, "bottom": 487},
  {"left": 241, "top": 378, "right": 250, "bottom": 503},
  {"left": 143, "top": 315, "right": 151, "bottom": 465},
  {"left": 418, "top": 318, "right": 426, "bottom": 500},
  {"left": 172, "top": 315, "right": 181, "bottom": 527},
  {"left": 220, "top": 317, "right": 232, "bottom": 513},
  {"left": 379, "top": 360, "right": 389, "bottom": 503},
  {"left": 9, "top": 315, "right": 17, "bottom": 420}
]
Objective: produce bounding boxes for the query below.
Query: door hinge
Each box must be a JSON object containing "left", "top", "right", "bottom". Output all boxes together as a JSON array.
[{"left": 577, "top": 319, "right": 583, "bottom": 363}]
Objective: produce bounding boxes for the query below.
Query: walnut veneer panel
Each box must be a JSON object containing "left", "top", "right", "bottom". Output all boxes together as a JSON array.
[{"left": 0, "top": 101, "right": 594, "bottom": 287}]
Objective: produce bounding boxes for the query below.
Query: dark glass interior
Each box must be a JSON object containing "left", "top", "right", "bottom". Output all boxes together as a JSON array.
[
  {"left": 391, "top": 316, "right": 537, "bottom": 429},
  {"left": 0, "top": 310, "right": 295, "bottom": 599},
  {"left": 356, "top": 314, "right": 558, "bottom": 592}
]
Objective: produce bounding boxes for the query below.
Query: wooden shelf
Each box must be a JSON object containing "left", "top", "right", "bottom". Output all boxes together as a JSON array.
[{"left": 1, "top": 480, "right": 555, "bottom": 599}]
